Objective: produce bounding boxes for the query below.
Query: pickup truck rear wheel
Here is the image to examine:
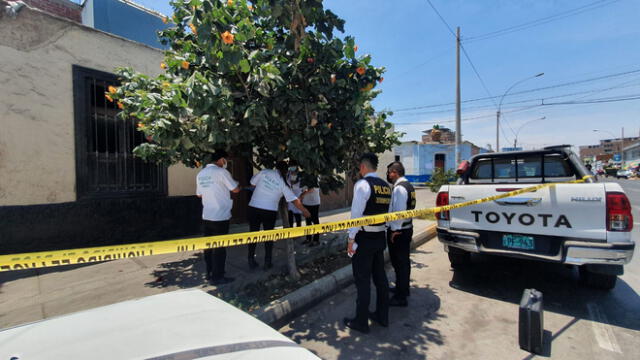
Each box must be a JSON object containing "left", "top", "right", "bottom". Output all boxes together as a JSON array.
[
  {"left": 579, "top": 267, "right": 617, "bottom": 290},
  {"left": 448, "top": 247, "right": 470, "bottom": 269}
]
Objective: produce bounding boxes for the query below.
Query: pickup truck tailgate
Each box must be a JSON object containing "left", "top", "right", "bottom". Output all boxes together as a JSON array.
[{"left": 448, "top": 183, "right": 606, "bottom": 240}]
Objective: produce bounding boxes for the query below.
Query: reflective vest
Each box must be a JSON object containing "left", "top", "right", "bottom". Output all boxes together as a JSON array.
[
  {"left": 363, "top": 177, "right": 392, "bottom": 226},
  {"left": 396, "top": 181, "right": 416, "bottom": 229}
]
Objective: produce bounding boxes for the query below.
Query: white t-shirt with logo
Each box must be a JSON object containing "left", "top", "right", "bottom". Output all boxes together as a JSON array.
[
  {"left": 287, "top": 176, "right": 303, "bottom": 214},
  {"left": 196, "top": 164, "right": 239, "bottom": 221},
  {"left": 249, "top": 169, "right": 298, "bottom": 211},
  {"left": 301, "top": 178, "right": 321, "bottom": 206}
]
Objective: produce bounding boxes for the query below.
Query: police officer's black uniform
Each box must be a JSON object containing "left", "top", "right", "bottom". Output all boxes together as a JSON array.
[
  {"left": 350, "top": 176, "right": 392, "bottom": 329},
  {"left": 388, "top": 180, "right": 416, "bottom": 304}
]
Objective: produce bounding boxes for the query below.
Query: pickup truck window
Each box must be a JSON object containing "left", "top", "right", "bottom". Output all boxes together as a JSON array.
[{"left": 471, "top": 154, "right": 574, "bottom": 180}]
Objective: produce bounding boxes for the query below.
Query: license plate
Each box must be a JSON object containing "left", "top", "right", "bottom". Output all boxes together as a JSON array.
[{"left": 502, "top": 234, "right": 535, "bottom": 250}]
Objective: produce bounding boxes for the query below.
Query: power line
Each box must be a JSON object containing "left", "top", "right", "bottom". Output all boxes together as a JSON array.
[
  {"left": 425, "top": 0, "right": 457, "bottom": 37},
  {"left": 391, "top": 80, "right": 640, "bottom": 117},
  {"left": 463, "top": 0, "right": 621, "bottom": 43},
  {"left": 392, "top": 68, "right": 640, "bottom": 112},
  {"left": 542, "top": 94, "right": 640, "bottom": 105}
]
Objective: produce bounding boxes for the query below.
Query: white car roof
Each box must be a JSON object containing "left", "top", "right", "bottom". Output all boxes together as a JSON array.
[{"left": 0, "top": 289, "right": 319, "bottom": 360}]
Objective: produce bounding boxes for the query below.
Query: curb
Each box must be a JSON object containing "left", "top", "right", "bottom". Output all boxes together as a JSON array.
[{"left": 253, "top": 224, "right": 438, "bottom": 328}]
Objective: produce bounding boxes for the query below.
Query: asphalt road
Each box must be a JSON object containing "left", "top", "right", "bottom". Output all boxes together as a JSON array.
[{"left": 280, "top": 179, "right": 640, "bottom": 359}]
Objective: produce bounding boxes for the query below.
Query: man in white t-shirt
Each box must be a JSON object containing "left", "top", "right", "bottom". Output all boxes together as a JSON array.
[
  {"left": 196, "top": 150, "right": 240, "bottom": 285},
  {"left": 247, "top": 161, "right": 310, "bottom": 270},
  {"left": 300, "top": 176, "right": 321, "bottom": 245}
]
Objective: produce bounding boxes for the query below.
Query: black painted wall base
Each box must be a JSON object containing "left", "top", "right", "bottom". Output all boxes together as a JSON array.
[{"left": 0, "top": 196, "right": 202, "bottom": 255}]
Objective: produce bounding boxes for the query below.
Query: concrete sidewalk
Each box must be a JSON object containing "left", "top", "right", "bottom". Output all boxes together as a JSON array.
[{"left": 0, "top": 190, "right": 437, "bottom": 329}]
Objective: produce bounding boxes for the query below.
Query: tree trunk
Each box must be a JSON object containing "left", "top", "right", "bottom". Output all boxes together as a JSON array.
[{"left": 278, "top": 198, "right": 301, "bottom": 281}]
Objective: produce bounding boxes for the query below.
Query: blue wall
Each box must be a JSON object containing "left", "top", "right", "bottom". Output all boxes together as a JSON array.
[
  {"left": 395, "top": 143, "right": 489, "bottom": 183},
  {"left": 92, "top": 0, "right": 168, "bottom": 49}
]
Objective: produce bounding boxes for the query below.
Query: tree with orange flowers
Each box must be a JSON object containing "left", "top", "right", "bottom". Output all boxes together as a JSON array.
[{"left": 109, "top": 0, "right": 399, "bottom": 280}]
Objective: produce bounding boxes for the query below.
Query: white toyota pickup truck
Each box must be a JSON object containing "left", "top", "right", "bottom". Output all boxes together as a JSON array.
[{"left": 436, "top": 146, "right": 635, "bottom": 290}]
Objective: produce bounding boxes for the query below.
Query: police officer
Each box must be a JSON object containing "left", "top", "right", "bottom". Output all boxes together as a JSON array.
[
  {"left": 344, "top": 153, "right": 391, "bottom": 333},
  {"left": 196, "top": 150, "right": 240, "bottom": 285},
  {"left": 386, "top": 161, "right": 416, "bottom": 307}
]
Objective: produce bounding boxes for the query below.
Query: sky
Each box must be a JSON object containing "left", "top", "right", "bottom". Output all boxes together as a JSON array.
[{"left": 134, "top": 0, "right": 640, "bottom": 151}]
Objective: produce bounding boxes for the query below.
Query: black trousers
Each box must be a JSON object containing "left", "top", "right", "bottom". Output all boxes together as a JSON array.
[
  {"left": 247, "top": 206, "right": 278, "bottom": 264},
  {"left": 304, "top": 205, "right": 320, "bottom": 242},
  {"left": 202, "top": 220, "right": 230, "bottom": 280},
  {"left": 352, "top": 231, "right": 389, "bottom": 325},
  {"left": 387, "top": 228, "right": 413, "bottom": 300},
  {"left": 288, "top": 211, "right": 302, "bottom": 227}
]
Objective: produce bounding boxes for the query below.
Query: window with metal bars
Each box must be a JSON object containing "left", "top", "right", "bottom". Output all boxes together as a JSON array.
[{"left": 72, "top": 65, "right": 166, "bottom": 199}]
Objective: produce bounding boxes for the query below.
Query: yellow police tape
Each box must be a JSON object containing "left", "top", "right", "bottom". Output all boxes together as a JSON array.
[{"left": 0, "top": 176, "right": 592, "bottom": 271}]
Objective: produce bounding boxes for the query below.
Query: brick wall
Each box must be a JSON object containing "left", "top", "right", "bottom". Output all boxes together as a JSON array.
[{"left": 23, "top": 0, "right": 81, "bottom": 22}]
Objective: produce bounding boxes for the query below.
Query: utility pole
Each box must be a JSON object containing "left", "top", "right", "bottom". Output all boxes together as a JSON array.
[
  {"left": 455, "top": 27, "right": 462, "bottom": 164},
  {"left": 621, "top": 127, "right": 625, "bottom": 166}
]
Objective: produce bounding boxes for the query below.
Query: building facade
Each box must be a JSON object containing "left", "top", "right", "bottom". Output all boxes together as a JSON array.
[
  {"left": 421, "top": 127, "right": 455, "bottom": 144},
  {"left": 0, "top": 2, "right": 357, "bottom": 254},
  {"left": 394, "top": 141, "right": 490, "bottom": 183},
  {"left": 579, "top": 136, "right": 640, "bottom": 162}
]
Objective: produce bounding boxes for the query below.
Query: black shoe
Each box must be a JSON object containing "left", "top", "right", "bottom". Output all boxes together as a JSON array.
[
  {"left": 343, "top": 317, "right": 369, "bottom": 334},
  {"left": 263, "top": 261, "right": 273, "bottom": 270},
  {"left": 368, "top": 312, "right": 389, "bottom": 327},
  {"left": 210, "top": 276, "right": 235, "bottom": 285},
  {"left": 248, "top": 259, "right": 259, "bottom": 269},
  {"left": 390, "top": 287, "right": 411, "bottom": 297},
  {"left": 389, "top": 296, "right": 408, "bottom": 307}
]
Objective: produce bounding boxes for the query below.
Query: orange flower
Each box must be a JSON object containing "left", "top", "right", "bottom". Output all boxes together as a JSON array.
[
  {"left": 117, "top": 101, "right": 124, "bottom": 110},
  {"left": 247, "top": 4, "right": 253, "bottom": 11},
  {"left": 181, "top": 61, "right": 190, "bottom": 70},
  {"left": 356, "top": 67, "right": 365, "bottom": 75},
  {"left": 137, "top": 122, "right": 144, "bottom": 129},
  {"left": 162, "top": 16, "right": 168, "bottom": 24},
  {"left": 189, "top": 23, "right": 197, "bottom": 35},
  {"left": 105, "top": 94, "right": 113, "bottom": 102},
  {"left": 160, "top": 62, "right": 167, "bottom": 69},
  {"left": 221, "top": 31, "right": 234, "bottom": 44},
  {"left": 227, "top": 0, "right": 233, "bottom": 6},
  {"left": 378, "top": 77, "right": 384, "bottom": 83},
  {"left": 360, "top": 83, "right": 374, "bottom": 92},
  {"left": 108, "top": 85, "right": 117, "bottom": 94},
  {"left": 330, "top": 74, "right": 336, "bottom": 84},
  {"left": 354, "top": 45, "right": 358, "bottom": 52}
]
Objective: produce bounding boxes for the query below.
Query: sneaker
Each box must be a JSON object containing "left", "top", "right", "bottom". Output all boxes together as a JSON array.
[
  {"left": 389, "top": 296, "right": 408, "bottom": 307},
  {"left": 343, "top": 317, "right": 370, "bottom": 334},
  {"left": 210, "top": 277, "right": 235, "bottom": 286},
  {"left": 368, "top": 312, "right": 389, "bottom": 327}
]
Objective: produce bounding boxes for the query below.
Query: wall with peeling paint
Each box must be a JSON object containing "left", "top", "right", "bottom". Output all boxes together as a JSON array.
[{"left": 0, "top": 2, "right": 197, "bottom": 206}]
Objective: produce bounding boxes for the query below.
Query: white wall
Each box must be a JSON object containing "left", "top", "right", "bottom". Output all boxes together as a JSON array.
[{"left": 0, "top": 4, "right": 197, "bottom": 206}]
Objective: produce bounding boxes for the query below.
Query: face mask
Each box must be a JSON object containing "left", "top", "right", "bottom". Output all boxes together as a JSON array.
[
  {"left": 288, "top": 166, "right": 297, "bottom": 172},
  {"left": 222, "top": 158, "right": 228, "bottom": 169}
]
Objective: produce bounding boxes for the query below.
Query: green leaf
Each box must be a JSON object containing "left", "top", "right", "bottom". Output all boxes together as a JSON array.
[{"left": 239, "top": 59, "right": 250, "bottom": 73}]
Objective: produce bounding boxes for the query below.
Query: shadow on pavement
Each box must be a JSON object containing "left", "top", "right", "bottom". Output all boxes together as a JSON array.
[
  {"left": 282, "top": 286, "right": 445, "bottom": 360},
  {"left": 144, "top": 254, "right": 207, "bottom": 289},
  {"left": 448, "top": 254, "right": 640, "bottom": 332}
]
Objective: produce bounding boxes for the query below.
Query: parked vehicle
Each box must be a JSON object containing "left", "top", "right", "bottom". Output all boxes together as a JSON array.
[
  {"left": 436, "top": 146, "right": 634, "bottom": 290},
  {"left": 0, "top": 289, "right": 320, "bottom": 359},
  {"left": 616, "top": 169, "right": 631, "bottom": 179}
]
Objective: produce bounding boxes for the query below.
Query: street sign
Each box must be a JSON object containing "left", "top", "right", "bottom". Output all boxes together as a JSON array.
[
  {"left": 613, "top": 153, "right": 621, "bottom": 162},
  {"left": 502, "top": 147, "right": 523, "bottom": 152}
]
